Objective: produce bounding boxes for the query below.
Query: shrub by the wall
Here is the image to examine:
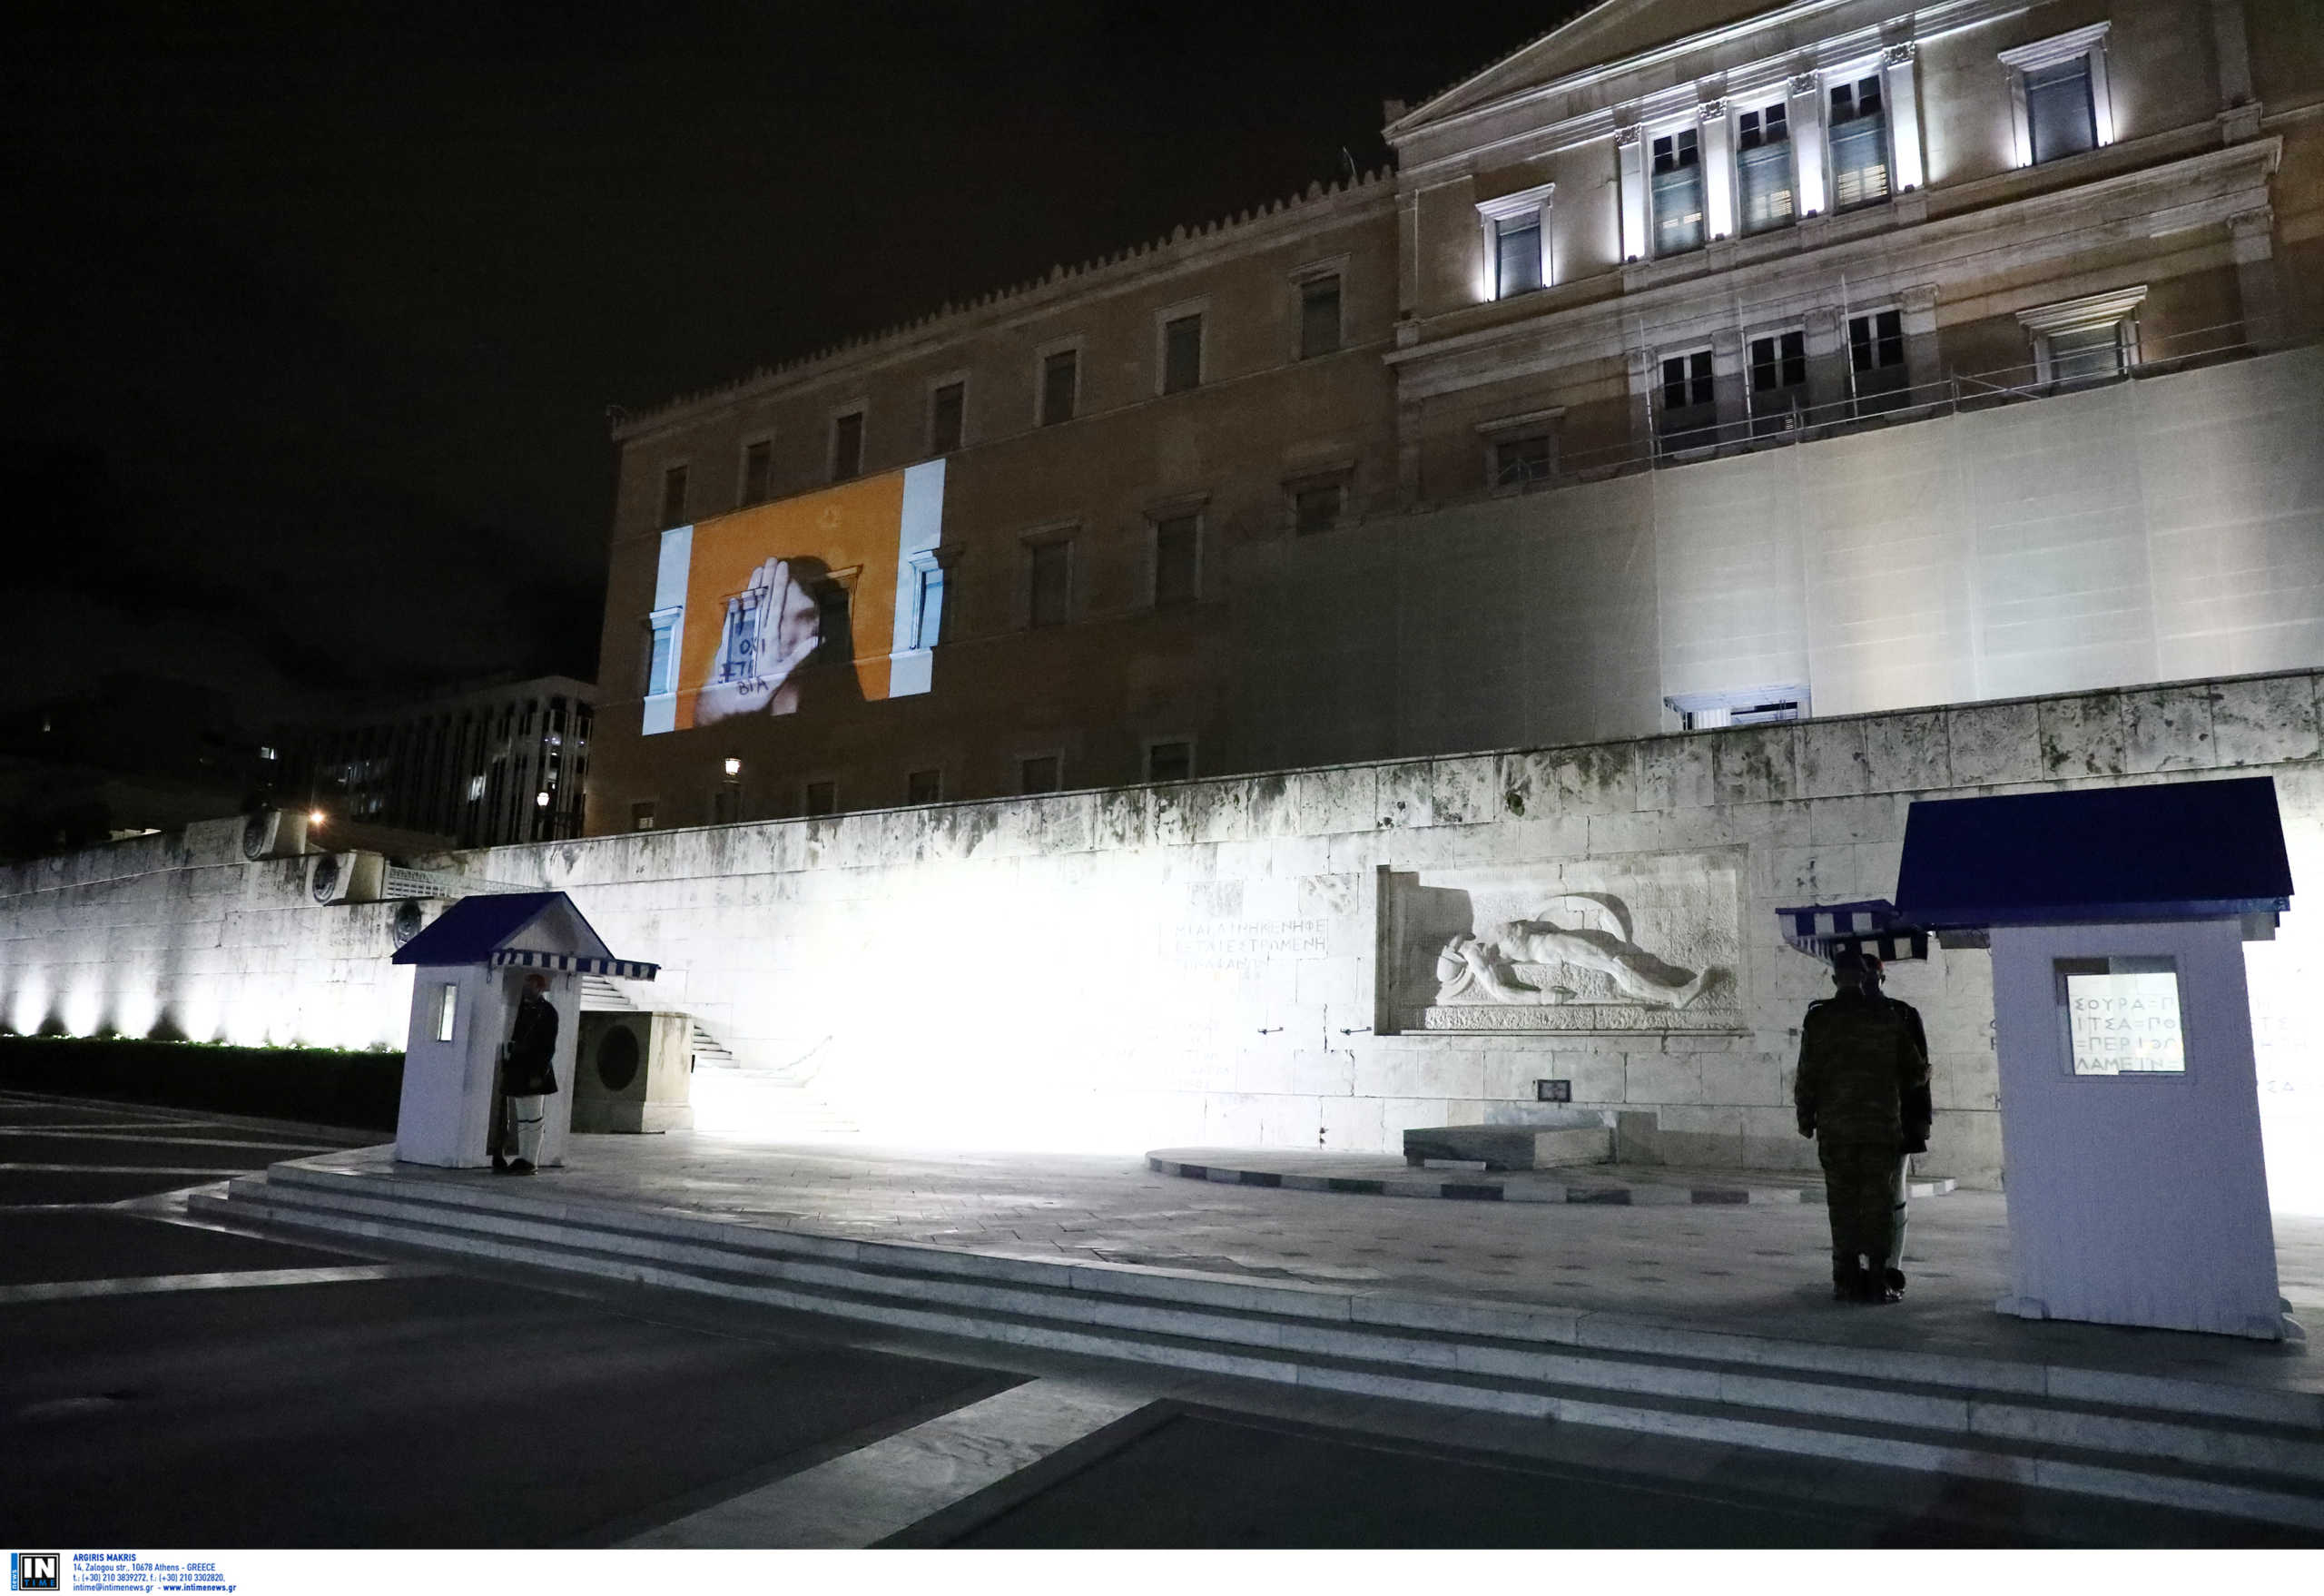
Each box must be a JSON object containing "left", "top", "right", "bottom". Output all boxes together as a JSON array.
[{"left": 0, "top": 1036, "right": 402, "bottom": 1131}]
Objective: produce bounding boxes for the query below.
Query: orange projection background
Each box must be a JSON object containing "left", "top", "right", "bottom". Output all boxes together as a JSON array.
[{"left": 672, "top": 470, "right": 909, "bottom": 730}]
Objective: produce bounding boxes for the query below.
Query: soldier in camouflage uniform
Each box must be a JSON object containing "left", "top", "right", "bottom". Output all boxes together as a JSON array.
[{"left": 1795, "top": 950, "right": 1932, "bottom": 1303}]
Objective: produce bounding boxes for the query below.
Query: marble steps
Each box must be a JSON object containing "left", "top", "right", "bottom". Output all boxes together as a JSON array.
[{"left": 199, "top": 1164, "right": 2324, "bottom": 1530}]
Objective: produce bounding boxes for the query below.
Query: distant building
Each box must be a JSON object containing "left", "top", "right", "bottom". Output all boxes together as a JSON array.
[
  {"left": 586, "top": 0, "right": 2321, "bottom": 833},
  {"left": 289, "top": 675, "right": 595, "bottom": 848}
]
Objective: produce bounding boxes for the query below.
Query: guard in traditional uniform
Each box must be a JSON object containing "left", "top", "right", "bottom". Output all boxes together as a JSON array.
[
  {"left": 491, "top": 971, "right": 560, "bottom": 1176},
  {"left": 1795, "top": 950, "right": 1931, "bottom": 1303}
]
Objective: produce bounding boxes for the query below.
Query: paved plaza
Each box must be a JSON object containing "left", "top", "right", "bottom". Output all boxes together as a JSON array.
[{"left": 309, "top": 1130, "right": 2324, "bottom": 1399}]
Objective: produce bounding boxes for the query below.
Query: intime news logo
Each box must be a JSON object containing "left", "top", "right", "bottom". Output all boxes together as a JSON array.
[{"left": 10, "top": 1554, "right": 59, "bottom": 1592}]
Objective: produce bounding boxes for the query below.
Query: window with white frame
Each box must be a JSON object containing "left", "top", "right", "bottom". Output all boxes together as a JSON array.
[
  {"left": 1475, "top": 183, "right": 1551, "bottom": 299},
  {"left": 2018, "top": 286, "right": 2146, "bottom": 385},
  {"left": 1827, "top": 74, "right": 1890, "bottom": 211},
  {"left": 1735, "top": 102, "right": 1795, "bottom": 233},
  {"left": 902, "top": 551, "right": 945, "bottom": 649},
  {"left": 645, "top": 606, "right": 682, "bottom": 697},
  {"left": 2000, "top": 24, "right": 2113, "bottom": 167},
  {"left": 1650, "top": 128, "right": 1705, "bottom": 254}
]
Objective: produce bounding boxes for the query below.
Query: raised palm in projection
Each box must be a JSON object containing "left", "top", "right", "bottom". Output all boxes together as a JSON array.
[
  {"left": 1434, "top": 893, "right": 1710, "bottom": 1009},
  {"left": 695, "top": 557, "right": 824, "bottom": 724}
]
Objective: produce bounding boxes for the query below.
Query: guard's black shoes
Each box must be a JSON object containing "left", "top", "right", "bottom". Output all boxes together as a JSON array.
[
  {"left": 1878, "top": 1267, "right": 1906, "bottom": 1304},
  {"left": 1832, "top": 1264, "right": 1866, "bottom": 1301},
  {"left": 490, "top": 1156, "right": 511, "bottom": 1175},
  {"left": 509, "top": 1158, "right": 536, "bottom": 1176}
]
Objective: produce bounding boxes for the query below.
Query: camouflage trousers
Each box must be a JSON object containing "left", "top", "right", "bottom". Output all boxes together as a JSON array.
[{"left": 1817, "top": 1140, "right": 1907, "bottom": 1273}]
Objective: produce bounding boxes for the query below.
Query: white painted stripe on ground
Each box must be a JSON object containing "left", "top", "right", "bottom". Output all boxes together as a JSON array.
[
  {"left": 0, "top": 1130, "right": 336, "bottom": 1152},
  {"left": 625, "top": 1378, "right": 1155, "bottom": 1549},
  {"left": 0, "top": 1117, "right": 207, "bottom": 1130},
  {"left": 0, "top": 1165, "right": 261, "bottom": 1177},
  {"left": 0, "top": 1265, "right": 428, "bottom": 1303}
]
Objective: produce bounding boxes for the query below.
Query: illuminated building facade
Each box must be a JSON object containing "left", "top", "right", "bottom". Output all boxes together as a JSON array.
[
  {"left": 588, "top": 0, "right": 2322, "bottom": 832},
  {"left": 290, "top": 675, "right": 596, "bottom": 849}
]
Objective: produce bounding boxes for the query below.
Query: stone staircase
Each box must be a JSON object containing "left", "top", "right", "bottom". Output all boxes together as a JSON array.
[
  {"left": 200, "top": 1158, "right": 2324, "bottom": 1533},
  {"left": 577, "top": 975, "right": 856, "bottom": 1138}
]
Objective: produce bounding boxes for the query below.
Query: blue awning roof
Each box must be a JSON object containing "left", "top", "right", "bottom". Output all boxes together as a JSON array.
[
  {"left": 1895, "top": 776, "right": 2292, "bottom": 931},
  {"left": 390, "top": 891, "right": 658, "bottom": 979}
]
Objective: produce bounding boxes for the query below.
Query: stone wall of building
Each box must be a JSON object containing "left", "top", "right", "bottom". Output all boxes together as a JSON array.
[
  {"left": 5, "top": 673, "right": 2320, "bottom": 1212},
  {"left": 1229, "top": 345, "right": 2324, "bottom": 772}
]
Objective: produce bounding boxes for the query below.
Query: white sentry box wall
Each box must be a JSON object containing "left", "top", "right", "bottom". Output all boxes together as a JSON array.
[
  {"left": 395, "top": 966, "right": 579, "bottom": 1170},
  {"left": 1990, "top": 917, "right": 2290, "bottom": 1340}
]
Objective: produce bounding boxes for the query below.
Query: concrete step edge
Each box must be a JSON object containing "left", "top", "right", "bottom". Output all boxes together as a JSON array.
[
  {"left": 202, "top": 1188, "right": 2324, "bottom": 1526},
  {"left": 246, "top": 1160, "right": 2324, "bottom": 1433},
  {"left": 216, "top": 1175, "right": 2324, "bottom": 1477}
]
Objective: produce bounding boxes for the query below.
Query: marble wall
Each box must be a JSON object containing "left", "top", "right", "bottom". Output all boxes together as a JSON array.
[{"left": 4, "top": 672, "right": 2321, "bottom": 1208}]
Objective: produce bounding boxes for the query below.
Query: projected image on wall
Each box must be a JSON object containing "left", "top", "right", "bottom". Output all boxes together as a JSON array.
[{"left": 642, "top": 459, "right": 945, "bottom": 735}]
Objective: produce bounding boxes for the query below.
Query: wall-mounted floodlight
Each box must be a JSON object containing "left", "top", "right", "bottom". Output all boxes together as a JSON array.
[
  {"left": 723, "top": 756, "right": 743, "bottom": 779},
  {"left": 535, "top": 791, "right": 550, "bottom": 808}
]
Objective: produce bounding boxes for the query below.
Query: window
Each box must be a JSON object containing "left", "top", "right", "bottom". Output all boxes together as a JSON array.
[
  {"left": 803, "top": 780, "right": 837, "bottom": 817},
  {"left": 2019, "top": 287, "right": 2146, "bottom": 386},
  {"left": 660, "top": 465, "right": 689, "bottom": 528},
  {"left": 1029, "top": 539, "right": 1071, "bottom": 627},
  {"left": 1666, "top": 686, "right": 1807, "bottom": 730},
  {"left": 1039, "top": 350, "right": 1078, "bottom": 426},
  {"left": 740, "top": 438, "right": 772, "bottom": 506},
  {"left": 903, "top": 553, "right": 946, "bottom": 650},
  {"left": 631, "top": 800, "right": 655, "bottom": 831},
  {"left": 1292, "top": 481, "right": 1344, "bottom": 535},
  {"left": 1736, "top": 103, "right": 1794, "bottom": 233},
  {"left": 1020, "top": 754, "right": 1062, "bottom": 794},
  {"left": 1749, "top": 330, "right": 1808, "bottom": 431},
  {"left": 1827, "top": 75, "right": 1889, "bottom": 211},
  {"left": 929, "top": 380, "right": 965, "bottom": 455},
  {"left": 468, "top": 773, "right": 487, "bottom": 802},
  {"left": 1162, "top": 313, "right": 1203, "bottom": 394},
  {"left": 1477, "top": 183, "right": 1552, "bottom": 299},
  {"left": 1659, "top": 350, "right": 1716, "bottom": 440},
  {"left": 2024, "top": 57, "right": 2097, "bottom": 163},
  {"left": 1147, "top": 741, "right": 1193, "bottom": 783},
  {"left": 1849, "top": 309, "right": 1909, "bottom": 400},
  {"left": 2057, "top": 956, "right": 2185, "bottom": 1076},
  {"left": 2002, "top": 25, "right": 2113, "bottom": 168},
  {"left": 831, "top": 410, "right": 863, "bottom": 480},
  {"left": 808, "top": 572, "right": 854, "bottom": 668},
  {"left": 717, "top": 584, "right": 766, "bottom": 685},
  {"left": 907, "top": 768, "right": 943, "bottom": 804},
  {"left": 436, "top": 983, "right": 458, "bottom": 1043},
  {"left": 1299, "top": 275, "right": 1342, "bottom": 358},
  {"left": 1153, "top": 513, "right": 1199, "bottom": 606},
  {"left": 645, "top": 609, "right": 681, "bottom": 696},
  {"left": 712, "top": 786, "right": 740, "bottom": 824},
  {"left": 1492, "top": 432, "right": 1554, "bottom": 488},
  {"left": 1650, "top": 127, "right": 1705, "bottom": 254},
  {"left": 1494, "top": 215, "right": 1543, "bottom": 296}
]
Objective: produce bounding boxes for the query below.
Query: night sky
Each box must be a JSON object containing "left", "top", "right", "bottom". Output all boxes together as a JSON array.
[{"left": 5, "top": 0, "right": 1574, "bottom": 730}]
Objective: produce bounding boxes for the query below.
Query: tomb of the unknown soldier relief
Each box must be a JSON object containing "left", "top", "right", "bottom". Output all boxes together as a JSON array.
[{"left": 4, "top": 0, "right": 2324, "bottom": 1286}]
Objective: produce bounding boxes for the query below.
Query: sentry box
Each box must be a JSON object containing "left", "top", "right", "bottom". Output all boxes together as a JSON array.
[
  {"left": 1896, "top": 776, "right": 2299, "bottom": 1342},
  {"left": 389, "top": 892, "right": 659, "bottom": 1171}
]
